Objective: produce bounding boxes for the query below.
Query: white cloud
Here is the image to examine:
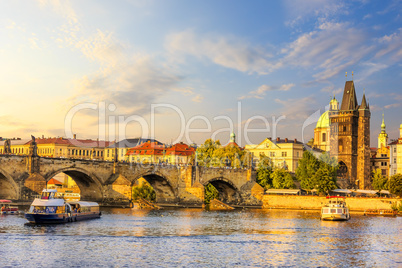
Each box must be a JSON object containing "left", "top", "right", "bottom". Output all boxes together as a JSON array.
[
  {"left": 165, "top": 30, "right": 276, "bottom": 75},
  {"left": 284, "top": 0, "right": 346, "bottom": 27},
  {"left": 239, "top": 83, "right": 295, "bottom": 100},
  {"left": 73, "top": 56, "right": 182, "bottom": 115},
  {"left": 280, "top": 22, "right": 373, "bottom": 80},
  {"left": 375, "top": 28, "right": 402, "bottom": 61},
  {"left": 275, "top": 96, "right": 316, "bottom": 120}
]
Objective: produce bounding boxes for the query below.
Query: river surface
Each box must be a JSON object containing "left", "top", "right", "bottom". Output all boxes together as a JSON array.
[{"left": 0, "top": 208, "right": 401, "bottom": 267}]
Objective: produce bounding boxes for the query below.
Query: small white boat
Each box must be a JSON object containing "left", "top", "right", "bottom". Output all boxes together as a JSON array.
[
  {"left": 321, "top": 196, "right": 350, "bottom": 221},
  {"left": 25, "top": 189, "right": 101, "bottom": 224}
]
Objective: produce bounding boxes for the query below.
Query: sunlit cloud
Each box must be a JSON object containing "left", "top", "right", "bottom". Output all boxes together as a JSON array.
[
  {"left": 239, "top": 83, "right": 295, "bottom": 100},
  {"left": 280, "top": 22, "right": 373, "bottom": 80},
  {"left": 165, "top": 29, "right": 277, "bottom": 75},
  {"left": 275, "top": 96, "right": 316, "bottom": 120}
]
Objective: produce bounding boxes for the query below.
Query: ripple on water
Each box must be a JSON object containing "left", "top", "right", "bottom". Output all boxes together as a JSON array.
[{"left": 0, "top": 209, "right": 401, "bottom": 267}]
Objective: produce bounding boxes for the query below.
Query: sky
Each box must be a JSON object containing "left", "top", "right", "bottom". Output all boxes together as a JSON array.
[{"left": 0, "top": 0, "right": 401, "bottom": 147}]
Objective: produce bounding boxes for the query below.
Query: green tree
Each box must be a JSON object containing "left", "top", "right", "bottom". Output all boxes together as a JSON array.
[
  {"left": 132, "top": 181, "right": 156, "bottom": 202},
  {"left": 312, "top": 165, "right": 337, "bottom": 195},
  {"left": 272, "top": 168, "right": 295, "bottom": 189},
  {"left": 196, "top": 139, "right": 248, "bottom": 168},
  {"left": 196, "top": 139, "right": 221, "bottom": 167},
  {"left": 295, "top": 151, "right": 320, "bottom": 190},
  {"left": 256, "top": 154, "right": 273, "bottom": 189},
  {"left": 389, "top": 174, "right": 402, "bottom": 196},
  {"left": 371, "top": 169, "right": 388, "bottom": 191},
  {"left": 204, "top": 183, "right": 219, "bottom": 204}
]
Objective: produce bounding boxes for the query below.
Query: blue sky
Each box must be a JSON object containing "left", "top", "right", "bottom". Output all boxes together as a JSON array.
[{"left": 0, "top": 0, "right": 401, "bottom": 147}]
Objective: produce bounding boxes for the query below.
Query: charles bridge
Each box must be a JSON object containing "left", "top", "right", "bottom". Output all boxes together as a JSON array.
[{"left": 0, "top": 154, "right": 263, "bottom": 207}]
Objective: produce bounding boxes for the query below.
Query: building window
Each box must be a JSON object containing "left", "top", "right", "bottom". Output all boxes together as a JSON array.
[
  {"left": 382, "top": 169, "right": 387, "bottom": 176},
  {"left": 282, "top": 152, "right": 287, "bottom": 157},
  {"left": 343, "top": 126, "right": 347, "bottom": 132},
  {"left": 322, "top": 133, "right": 326, "bottom": 142},
  {"left": 381, "top": 162, "right": 387, "bottom": 166},
  {"left": 394, "top": 158, "right": 397, "bottom": 164},
  {"left": 394, "top": 147, "right": 397, "bottom": 153},
  {"left": 270, "top": 152, "right": 275, "bottom": 157}
]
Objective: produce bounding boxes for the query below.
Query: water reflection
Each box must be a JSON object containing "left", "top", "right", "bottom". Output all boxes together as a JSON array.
[{"left": 0, "top": 208, "right": 400, "bottom": 267}]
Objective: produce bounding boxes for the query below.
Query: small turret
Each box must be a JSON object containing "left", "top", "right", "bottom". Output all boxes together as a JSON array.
[
  {"left": 330, "top": 96, "right": 339, "bottom": 111},
  {"left": 230, "top": 132, "right": 236, "bottom": 143}
]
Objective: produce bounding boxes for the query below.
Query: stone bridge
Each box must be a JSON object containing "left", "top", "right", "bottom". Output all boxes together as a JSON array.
[{"left": 0, "top": 155, "right": 263, "bottom": 207}]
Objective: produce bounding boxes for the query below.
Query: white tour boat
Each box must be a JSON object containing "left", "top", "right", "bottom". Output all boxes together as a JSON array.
[
  {"left": 321, "top": 196, "right": 350, "bottom": 221},
  {"left": 25, "top": 189, "right": 101, "bottom": 224}
]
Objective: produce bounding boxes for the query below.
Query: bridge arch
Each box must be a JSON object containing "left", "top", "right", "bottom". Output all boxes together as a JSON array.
[
  {"left": 0, "top": 168, "right": 18, "bottom": 199},
  {"left": 202, "top": 177, "right": 242, "bottom": 205},
  {"left": 44, "top": 167, "right": 103, "bottom": 201},
  {"left": 133, "top": 171, "right": 177, "bottom": 203}
]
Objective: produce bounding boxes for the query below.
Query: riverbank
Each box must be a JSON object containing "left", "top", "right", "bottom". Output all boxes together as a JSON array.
[{"left": 262, "top": 195, "right": 400, "bottom": 211}]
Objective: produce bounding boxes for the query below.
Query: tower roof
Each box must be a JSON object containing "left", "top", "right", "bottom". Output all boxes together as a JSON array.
[
  {"left": 340, "top": 81, "right": 358, "bottom": 111},
  {"left": 360, "top": 93, "right": 368, "bottom": 110}
]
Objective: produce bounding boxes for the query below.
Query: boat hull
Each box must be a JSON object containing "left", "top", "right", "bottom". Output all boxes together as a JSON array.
[
  {"left": 321, "top": 213, "right": 350, "bottom": 221},
  {"left": 25, "top": 212, "right": 101, "bottom": 224}
]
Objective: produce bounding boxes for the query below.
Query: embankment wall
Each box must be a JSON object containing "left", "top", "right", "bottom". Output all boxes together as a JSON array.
[{"left": 262, "top": 195, "right": 400, "bottom": 211}]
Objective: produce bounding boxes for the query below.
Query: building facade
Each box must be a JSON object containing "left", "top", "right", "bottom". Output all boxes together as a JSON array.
[
  {"left": 328, "top": 81, "right": 371, "bottom": 189},
  {"left": 389, "top": 124, "right": 402, "bottom": 176},
  {"left": 0, "top": 136, "right": 111, "bottom": 160},
  {"left": 370, "top": 114, "right": 390, "bottom": 177},
  {"left": 104, "top": 138, "right": 162, "bottom": 162},
  {"left": 245, "top": 137, "right": 304, "bottom": 172}
]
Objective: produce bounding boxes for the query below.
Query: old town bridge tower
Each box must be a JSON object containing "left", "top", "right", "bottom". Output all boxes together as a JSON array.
[{"left": 329, "top": 81, "right": 371, "bottom": 189}]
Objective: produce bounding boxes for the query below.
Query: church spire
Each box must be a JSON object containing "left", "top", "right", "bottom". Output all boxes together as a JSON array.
[{"left": 381, "top": 113, "right": 386, "bottom": 133}]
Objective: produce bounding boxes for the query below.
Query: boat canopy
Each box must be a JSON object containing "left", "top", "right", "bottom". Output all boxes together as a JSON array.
[
  {"left": 266, "top": 189, "right": 301, "bottom": 195},
  {"left": 0, "top": 200, "right": 12, "bottom": 203},
  {"left": 32, "top": 198, "right": 65, "bottom": 206},
  {"left": 69, "top": 201, "right": 99, "bottom": 207}
]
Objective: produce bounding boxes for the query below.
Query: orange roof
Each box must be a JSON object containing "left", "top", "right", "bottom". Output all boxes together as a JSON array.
[
  {"left": 48, "top": 178, "right": 63, "bottom": 185},
  {"left": 26, "top": 138, "right": 113, "bottom": 148},
  {"left": 166, "top": 143, "right": 195, "bottom": 156},
  {"left": 126, "top": 142, "right": 166, "bottom": 156}
]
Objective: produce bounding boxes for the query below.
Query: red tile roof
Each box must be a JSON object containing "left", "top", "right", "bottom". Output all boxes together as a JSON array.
[
  {"left": 166, "top": 143, "right": 195, "bottom": 156},
  {"left": 25, "top": 138, "right": 113, "bottom": 148},
  {"left": 126, "top": 142, "right": 166, "bottom": 156},
  {"left": 126, "top": 142, "right": 195, "bottom": 156}
]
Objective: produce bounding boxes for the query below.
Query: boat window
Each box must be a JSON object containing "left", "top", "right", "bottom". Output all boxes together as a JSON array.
[
  {"left": 337, "top": 209, "right": 343, "bottom": 214},
  {"left": 330, "top": 209, "right": 336, "bottom": 214}
]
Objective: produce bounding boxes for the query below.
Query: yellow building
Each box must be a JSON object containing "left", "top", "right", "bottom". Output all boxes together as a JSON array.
[
  {"left": 245, "top": 137, "right": 304, "bottom": 172},
  {"left": 0, "top": 136, "right": 111, "bottom": 160},
  {"left": 389, "top": 124, "right": 402, "bottom": 176},
  {"left": 0, "top": 138, "right": 30, "bottom": 155}
]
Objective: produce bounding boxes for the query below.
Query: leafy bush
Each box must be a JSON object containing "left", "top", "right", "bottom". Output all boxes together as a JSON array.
[{"left": 132, "top": 181, "right": 156, "bottom": 202}]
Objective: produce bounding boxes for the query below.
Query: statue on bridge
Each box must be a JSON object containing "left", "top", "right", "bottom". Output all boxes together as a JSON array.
[
  {"left": 29, "top": 135, "right": 38, "bottom": 157},
  {"left": 3, "top": 139, "right": 11, "bottom": 154}
]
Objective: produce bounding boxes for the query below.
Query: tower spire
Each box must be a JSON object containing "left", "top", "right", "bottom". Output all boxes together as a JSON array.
[{"left": 381, "top": 113, "right": 386, "bottom": 133}]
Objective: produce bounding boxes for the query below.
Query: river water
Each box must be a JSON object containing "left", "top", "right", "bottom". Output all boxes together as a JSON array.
[{"left": 0, "top": 208, "right": 401, "bottom": 267}]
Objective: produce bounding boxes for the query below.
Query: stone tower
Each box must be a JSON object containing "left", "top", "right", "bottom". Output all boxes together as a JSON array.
[{"left": 329, "top": 81, "right": 370, "bottom": 189}]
